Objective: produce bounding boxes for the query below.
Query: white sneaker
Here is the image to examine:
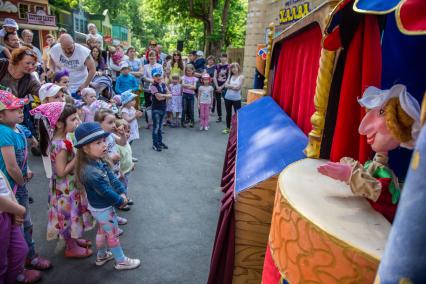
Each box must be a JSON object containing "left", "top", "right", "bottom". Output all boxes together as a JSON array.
[
  {"left": 114, "top": 257, "right": 141, "bottom": 270},
  {"left": 199, "top": 126, "right": 204, "bottom": 131},
  {"left": 205, "top": 126, "right": 209, "bottom": 131},
  {"left": 117, "top": 216, "right": 127, "bottom": 225},
  {"left": 96, "top": 251, "right": 114, "bottom": 266}
]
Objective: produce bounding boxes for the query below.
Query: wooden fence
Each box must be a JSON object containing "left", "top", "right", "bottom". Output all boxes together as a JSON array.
[{"left": 227, "top": 48, "right": 245, "bottom": 70}]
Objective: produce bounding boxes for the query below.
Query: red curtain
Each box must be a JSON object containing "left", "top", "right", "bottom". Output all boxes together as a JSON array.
[
  {"left": 271, "top": 24, "right": 322, "bottom": 135},
  {"left": 330, "top": 15, "right": 382, "bottom": 163}
]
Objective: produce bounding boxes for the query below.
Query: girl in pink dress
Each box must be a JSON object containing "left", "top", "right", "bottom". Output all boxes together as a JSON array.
[{"left": 30, "top": 102, "right": 95, "bottom": 259}]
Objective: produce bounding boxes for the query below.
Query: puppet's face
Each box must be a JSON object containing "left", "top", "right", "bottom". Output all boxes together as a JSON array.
[{"left": 359, "top": 107, "right": 400, "bottom": 153}]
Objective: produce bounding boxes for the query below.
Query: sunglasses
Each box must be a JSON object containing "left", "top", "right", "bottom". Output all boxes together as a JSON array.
[{"left": 24, "top": 50, "right": 37, "bottom": 57}]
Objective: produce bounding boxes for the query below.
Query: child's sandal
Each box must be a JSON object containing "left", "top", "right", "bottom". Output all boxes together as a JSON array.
[
  {"left": 26, "top": 254, "right": 52, "bottom": 270},
  {"left": 76, "top": 238, "right": 92, "bottom": 248},
  {"left": 16, "top": 269, "right": 42, "bottom": 284},
  {"left": 64, "top": 247, "right": 93, "bottom": 259}
]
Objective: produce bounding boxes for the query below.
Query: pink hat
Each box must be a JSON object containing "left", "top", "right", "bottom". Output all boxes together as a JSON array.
[
  {"left": 30, "top": 102, "right": 65, "bottom": 129},
  {"left": 0, "top": 90, "right": 28, "bottom": 111}
]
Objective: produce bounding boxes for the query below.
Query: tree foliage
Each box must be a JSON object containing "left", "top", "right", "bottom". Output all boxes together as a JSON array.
[{"left": 50, "top": 0, "right": 247, "bottom": 54}]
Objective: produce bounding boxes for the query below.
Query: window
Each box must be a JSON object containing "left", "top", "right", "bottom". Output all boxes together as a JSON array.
[{"left": 19, "top": 3, "right": 29, "bottom": 19}]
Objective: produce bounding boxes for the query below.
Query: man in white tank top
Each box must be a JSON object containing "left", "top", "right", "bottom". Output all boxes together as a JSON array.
[{"left": 49, "top": 34, "right": 96, "bottom": 98}]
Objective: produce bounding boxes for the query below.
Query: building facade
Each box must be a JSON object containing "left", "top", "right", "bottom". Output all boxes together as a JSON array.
[
  {"left": 242, "top": 0, "right": 327, "bottom": 94},
  {"left": 0, "top": 0, "right": 57, "bottom": 50}
]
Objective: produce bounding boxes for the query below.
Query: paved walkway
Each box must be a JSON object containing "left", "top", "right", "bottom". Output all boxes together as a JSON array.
[{"left": 28, "top": 113, "right": 227, "bottom": 283}]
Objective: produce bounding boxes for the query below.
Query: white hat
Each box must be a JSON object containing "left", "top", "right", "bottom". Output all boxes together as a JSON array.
[
  {"left": 196, "top": 50, "right": 204, "bottom": 57},
  {"left": 3, "top": 18, "right": 18, "bottom": 29},
  {"left": 359, "top": 84, "right": 421, "bottom": 149},
  {"left": 120, "top": 61, "right": 129, "bottom": 70},
  {"left": 38, "top": 83, "right": 64, "bottom": 102}
]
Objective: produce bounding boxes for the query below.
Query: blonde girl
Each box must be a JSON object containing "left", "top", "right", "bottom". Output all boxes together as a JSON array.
[{"left": 223, "top": 62, "right": 244, "bottom": 134}]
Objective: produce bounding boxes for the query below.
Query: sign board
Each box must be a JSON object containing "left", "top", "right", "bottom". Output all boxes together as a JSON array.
[
  {"left": 27, "top": 13, "right": 56, "bottom": 26},
  {"left": 278, "top": 0, "right": 327, "bottom": 27}
]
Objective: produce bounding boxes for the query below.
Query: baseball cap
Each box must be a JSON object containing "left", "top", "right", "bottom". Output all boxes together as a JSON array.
[
  {"left": 120, "top": 61, "right": 129, "bottom": 70},
  {"left": 3, "top": 18, "right": 19, "bottom": 29},
  {"left": 149, "top": 40, "right": 157, "bottom": 45},
  {"left": 39, "top": 83, "right": 64, "bottom": 102},
  {"left": 151, "top": 67, "right": 163, "bottom": 77},
  {"left": 0, "top": 90, "right": 28, "bottom": 111}
]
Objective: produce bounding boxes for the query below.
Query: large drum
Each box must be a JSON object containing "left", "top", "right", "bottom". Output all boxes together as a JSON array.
[{"left": 269, "top": 158, "right": 391, "bottom": 283}]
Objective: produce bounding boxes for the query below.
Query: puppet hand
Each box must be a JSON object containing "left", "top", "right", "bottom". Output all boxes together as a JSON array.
[{"left": 317, "top": 162, "right": 352, "bottom": 182}]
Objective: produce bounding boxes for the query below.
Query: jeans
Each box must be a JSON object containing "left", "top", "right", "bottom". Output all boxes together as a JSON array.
[
  {"left": 212, "top": 88, "right": 225, "bottom": 118},
  {"left": 224, "top": 99, "right": 242, "bottom": 129},
  {"left": 89, "top": 207, "right": 125, "bottom": 262},
  {"left": 0, "top": 212, "right": 28, "bottom": 284},
  {"left": 181, "top": 93, "right": 195, "bottom": 124},
  {"left": 15, "top": 186, "right": 35, "bottom": 259},
  {"left": 152, "top": 109, "right": 165, "bottom": 146}
]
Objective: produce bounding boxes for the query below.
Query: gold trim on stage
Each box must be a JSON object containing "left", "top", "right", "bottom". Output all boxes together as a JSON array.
[
  {"left": 395, "top": 0, "right": 426, "bottom": 35},
  {"left": 305, "top": 48, "right": 337, "bottom": 158},
  {"left": 263, "top": 23, "right": 275, "bottom": 95},
  {"left": 353, "top": 0, "right": 399, "bottom": 15}
]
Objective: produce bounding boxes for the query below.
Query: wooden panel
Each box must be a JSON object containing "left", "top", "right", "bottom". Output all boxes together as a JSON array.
[
  {"left": 233, "top": 176, "right": 278, "bottom": 284},
  {"left": 228, "top": 47, "right": 245, "bottom": 69}
]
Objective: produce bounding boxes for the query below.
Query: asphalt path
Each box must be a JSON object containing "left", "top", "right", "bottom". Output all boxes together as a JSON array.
[{"left": 27, "top": 112, "right": 227, "bottom": 283}]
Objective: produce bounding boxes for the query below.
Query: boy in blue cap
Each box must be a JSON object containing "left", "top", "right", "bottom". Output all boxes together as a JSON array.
[{"left": 149, "top": 67, "right": 171, "bottom": 151}]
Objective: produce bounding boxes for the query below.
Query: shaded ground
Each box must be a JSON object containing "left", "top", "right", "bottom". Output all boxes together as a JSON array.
[{"left": 27, "top": 112, "right": 227, "bottom": 283}]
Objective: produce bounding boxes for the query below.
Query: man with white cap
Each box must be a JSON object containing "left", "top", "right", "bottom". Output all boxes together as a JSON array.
[
  {"left": 115, "top": 61, "right": 139, "bottom": 95},
  {"left": 49, "top": 34, "right": 96, "bottom": 99},
  {"left": 0, "top": 18, "right": 18, "bottom": 38}
]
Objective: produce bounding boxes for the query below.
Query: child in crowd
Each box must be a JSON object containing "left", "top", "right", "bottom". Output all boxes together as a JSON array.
[
  {"left": 0, "top": 169, "right": 29, "bottom": 284},
  {"left": 30, "top": 102, "right": 95, "bottom": 259},
  {"left": 150, "top": 67, "right": 171, "bottom": 151},
  {"left": 168, "top": 74, "right": 182, "bottom": 127},
  {"left": 223, "top": 62, "right": 244, "bottom": 134},
  {"left": 213, "top": 53, "right": 229, "bottom": 122},
  {"left": 53, "top": 69, "right": 71, "bottom": 97},
  {"left": 120, "top": 91, "right": 143, "bottom": 144},
  {"left": 198, "top": 73, "right": 214, "bottom": 131},
  {"left": 39, "top": 83, "right": 66, "bottom": 103},
  {"left": 181, "top": 64, "right": 198, "bottom": 128},
  {"left": 79, "top": 87, "right": 110, "bottom": 123},
  {"left": 94, "top": 109, "right": 131, "bottom": 212},
  {"left": 0, "top": 90, "right": 51, "bottom": 283},
  {"left": 115, "top": 62, "right": 139, "bottom": 95},
  {"left": 115, "top": 119, "right": 135, "bottom": 190},
  {"left": 205, "top": 55, "right": 216, "bottom": 79},
  {"left": 143, "top": 50, "right": 163, "bottom": 129},
  {"left": 74, "top": 122, "right": 140, "bottom": 270}
]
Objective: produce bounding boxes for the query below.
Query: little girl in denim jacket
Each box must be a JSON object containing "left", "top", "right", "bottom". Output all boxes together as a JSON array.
[{"left": 74, "top": 122, "right": 140, "bottom": 270}]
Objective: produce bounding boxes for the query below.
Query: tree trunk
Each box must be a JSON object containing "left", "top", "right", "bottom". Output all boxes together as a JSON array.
[
  {"left": 220, "top": 0, "right": 231, "bottom": 53},
  {"left": 204, "top": 0, "right": 215, "bottom": 55}
]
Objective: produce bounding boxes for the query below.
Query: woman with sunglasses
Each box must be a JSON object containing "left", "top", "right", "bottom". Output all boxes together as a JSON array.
[{"left": 171, "top": 51, "right": 184, "bottom": 78}]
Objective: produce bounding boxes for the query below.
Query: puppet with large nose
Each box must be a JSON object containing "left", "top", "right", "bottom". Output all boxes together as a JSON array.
[{"left": 318, "top": 84, "right": 420, "bottom": 222}]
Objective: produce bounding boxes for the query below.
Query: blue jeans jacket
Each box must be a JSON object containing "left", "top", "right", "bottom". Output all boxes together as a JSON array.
[{"left": 82, "top": 160, "right": 126, "bottom": 209}]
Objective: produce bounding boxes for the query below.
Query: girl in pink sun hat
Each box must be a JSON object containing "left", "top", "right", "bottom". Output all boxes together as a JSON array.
[{"left": 30, "top": 102, "right": 95, "bottom": 259}]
